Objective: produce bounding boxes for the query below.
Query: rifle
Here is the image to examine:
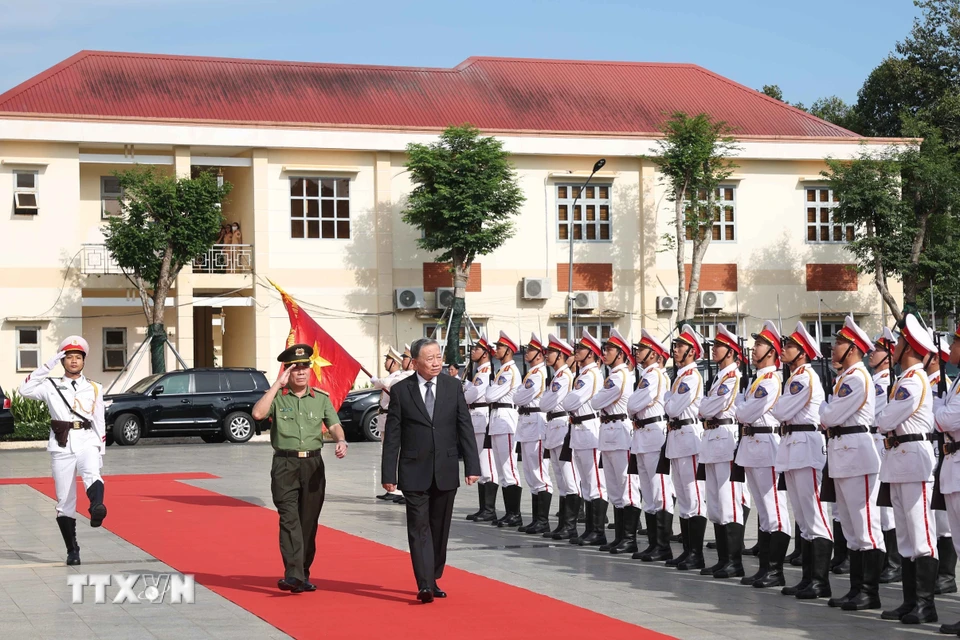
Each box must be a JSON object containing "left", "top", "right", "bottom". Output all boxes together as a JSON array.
[
  {"left": 730, "top": 336, "right": 751, "bottom": 483},
  {"left": 933, "top": 331, "right": 948, "bottom": 510}
]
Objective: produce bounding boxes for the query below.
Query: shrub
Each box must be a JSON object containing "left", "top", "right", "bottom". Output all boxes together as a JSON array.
[{"left": 1, "top": 389, "right": 51, "bottom": 441}]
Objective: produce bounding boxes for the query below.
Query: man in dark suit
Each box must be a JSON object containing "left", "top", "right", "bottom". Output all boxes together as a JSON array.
[{"left": 382, "top": 338, "right": 481, "bottom": 603}]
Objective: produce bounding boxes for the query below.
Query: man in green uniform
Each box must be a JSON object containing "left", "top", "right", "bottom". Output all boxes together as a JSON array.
[{"left": 252, "top": 343, "right": 348, "bottom": 593}]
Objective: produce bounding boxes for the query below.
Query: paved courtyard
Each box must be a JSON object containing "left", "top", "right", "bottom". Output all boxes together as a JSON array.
[{"left": 0, "top": 440, "right": 956, "bottom": 639}]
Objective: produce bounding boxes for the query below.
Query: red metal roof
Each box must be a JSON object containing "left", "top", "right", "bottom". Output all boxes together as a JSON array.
[{"left": 0, "top": 51, "right": 857, "bottom": 138}]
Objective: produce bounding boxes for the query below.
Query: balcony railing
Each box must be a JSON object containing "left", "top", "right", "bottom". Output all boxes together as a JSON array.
[
  {"left": 81, "top": 244, "right": 124, "bottom": 275},
  {"left": 193, "top": 244, "right": 254, "bottom": 274}
]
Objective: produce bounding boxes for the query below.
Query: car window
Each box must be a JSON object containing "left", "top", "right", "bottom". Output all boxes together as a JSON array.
[
  {"left": 194, "top": 372, "right": 221, "bottom": 393},
  {"left": 128, "top": 374, "right": 163, "bottom": 394},
  {"left": 225, "top": 371, "right": 255, "bottom": 392},
  {"left": 158, "top": 373, "right": 190, "bottom": 395}
]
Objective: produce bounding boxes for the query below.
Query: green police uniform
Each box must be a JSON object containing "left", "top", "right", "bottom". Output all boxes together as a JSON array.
[{"left": 268, "top": 343, "right": 341, "bottom": 591}]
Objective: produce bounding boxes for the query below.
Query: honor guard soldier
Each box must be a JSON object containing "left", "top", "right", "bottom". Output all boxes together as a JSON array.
[
  {"left": 540, "top": 334, "right": 582, "bottom": 540},
  {"left": 698, "top": 325, "right": 746, "bottom": 579},
  {"left": 514, "top": 333, "right": 552, "bottom": 535},
  {"left": 20, "top": 336, "right": 107, "bottom": 566},
  {"left": 927, "top": 331, "right": 957, "bottom": 597},
  {"left": 877, "top": 314, "right": 939, "bottom": 624},
  {"left": 628, "top": 329, "right": 674, "bottom": 562},
  {"left": 736, "top": 322, "right": 794, "bottom": 588},
  {"left": 768, "top": 324, "right": 827, "bottom": 593},
  {"left": 373, "top": 347, "right": 408, "bottom": 504},
  {"left": 485, "top": 331, "right": 523, "bottom": 527},
  {"left": 251, "top": 343, "right": 348, "bottom": 593},
  {"left": 562, "top": 329, "right": 608, "bottom": 546},
  {"left": 593, "top": 329, "right": 641, "bottom": 554},
  {"left": 664, "top": 324, "right": 707, "bottom": 570},
  {"left": 934, "top": 323, "right": 960, "bottom": 634},
  {"left": 463, "top": 335, "right": 499, "bottom": 522},
  {"left": 402, "top": 344, "right": 413, "bottom": 371},
  {"left": 871, "top": 328, "right": 902, "bottom": 584}
]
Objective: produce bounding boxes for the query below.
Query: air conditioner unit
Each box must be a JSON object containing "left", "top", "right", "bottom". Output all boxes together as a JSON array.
[
  {"left": 698, "top": 291, "right": 726, "bottom": 309},
  {"left": 394, "top": 287, "right": 424, "bottom": 311},
  {"left": 657, "top": 296, "right": 679, "bottom": 312},
  {"left": 522, "top": 277, "right": 550, "bottom": 300},
  {"left": 435, "top": 287, "right": 456, "bottom": 308},
  {"left": 571, "top": 291, "right": 598, "bottom": 310}
]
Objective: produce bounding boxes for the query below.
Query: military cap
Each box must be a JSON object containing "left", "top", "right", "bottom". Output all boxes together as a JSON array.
[{"left": 278, "top": 343, "right": 313, "bottom": 365}]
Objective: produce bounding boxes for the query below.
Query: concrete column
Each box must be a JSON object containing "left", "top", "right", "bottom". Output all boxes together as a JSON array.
[
  {"left": 173, "top": 146, "right": 194, "bottom": 368},
  {"left": 250, "top": 149, "right": 275, "bottom": 374},
  {"left": 374, "top": 151, "right": 396, "bottom": 364}
]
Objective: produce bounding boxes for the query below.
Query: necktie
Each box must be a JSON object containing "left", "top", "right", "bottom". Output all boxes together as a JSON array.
[
  {"left": 72, "top": 381, "right": 77, "bottom": 391},
  {"left": 424, "top": 380, "right": 435, "bottom": 420}
]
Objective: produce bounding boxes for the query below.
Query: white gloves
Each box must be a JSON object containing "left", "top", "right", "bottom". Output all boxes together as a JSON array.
[{"left": 44, "top": 350, "right": 67, "bottom": 371}]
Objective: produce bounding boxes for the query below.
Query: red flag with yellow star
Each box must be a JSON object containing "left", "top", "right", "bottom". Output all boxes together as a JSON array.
[{"left": 269, "top": 279, "right": 364, "bottom": 410}]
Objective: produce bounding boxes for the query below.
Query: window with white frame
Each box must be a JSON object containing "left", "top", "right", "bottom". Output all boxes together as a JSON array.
[
  {"left": 101, "top": 176, "right": 123, "bottom": 218},
  {"left": 289, "top": 177, "right": 351, "bottom": 239},
  {"left": 805, "top": 321, "right": 845, "bottom": 359},
  {"left": 423, "top": 322, "right": 487, "bottom": 361},
  {"left": 806, "top": 187, "right": 853, "bottom": 243},
  {"left": 13, "top": 171, "right": 38, "bottom": 215},
  {"left": 556, "top": 183, "right": 611, "bottom": 242},
  {"left": 103, "top": 328, "right": 127, "bottom": 371},
  {"left": 555, "top": 321, "right": 613, "bottom": 343},
  {"left": 684, "top": 186, "right": 737, "bottom": 242},
  {"left": 16, "top": 327, "right": 40, "bottom": 371}
]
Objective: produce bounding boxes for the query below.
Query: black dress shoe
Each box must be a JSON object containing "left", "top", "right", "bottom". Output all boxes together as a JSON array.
[
  {"left": 303, "top": 581, "right": 317, "bottom": 592},
  {"left": 432, "top": 586, "right": 447, "bottom": 598},
  {"left": 376, "top": 493, "right": 393, "bottom": 500},
  {"left": 278, "top": 578, "right": 305, "bottom": 593},
  {"left": 417, "top": 588, "right": 434, "bottom": 603},
  {"left": 392, "top": 496, "right": 407, "bottom": 505}
]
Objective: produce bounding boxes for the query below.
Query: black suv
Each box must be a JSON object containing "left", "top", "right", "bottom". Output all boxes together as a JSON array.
[
  {"left": 336, "top": 388, "right": 381, "bottom": 442},
  {"left": 0, "top": 385, "right": 14, "bottom": 437},
  {"left": 104, "top": 368, "right": 270, "bottom": 446}
]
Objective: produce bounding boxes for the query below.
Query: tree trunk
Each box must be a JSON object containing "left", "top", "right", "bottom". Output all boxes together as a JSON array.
[
  {"left": 443, "top": 256, "right": 469, "bottom": 367},
  {"left": 683, "top": 226, "right": 713, "bottom": 321},
  {"left": 674, "top": 180, "right": 689, "bottom": 322},
  {"left": 148, "top": 244, "right": 176, "bottom": 374},
  {"left": 149, "top": 323, "right": 166, "bottom": 374},
  {"left": 866, "top": 220, "right": 903, "bottom": 322},
  {"left": 902, "top": 211, "right": 930, "bottom": 307}
]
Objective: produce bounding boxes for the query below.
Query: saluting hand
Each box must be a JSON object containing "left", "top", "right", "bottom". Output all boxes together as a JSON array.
[{"left": 275, "top": 364, "right": 292, "bottom": 387}]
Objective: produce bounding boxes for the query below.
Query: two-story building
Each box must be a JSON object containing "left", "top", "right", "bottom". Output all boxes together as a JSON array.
[{"left": 0, "top": 51, "right": 904, "bottom": 391}]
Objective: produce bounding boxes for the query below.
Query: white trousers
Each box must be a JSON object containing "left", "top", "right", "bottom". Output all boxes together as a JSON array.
[
  {"left": 476, "top": 433, "right": 499, "bottom": 485},
  {"left": 890, "top": 481, "right": 938, "bottom": 560},
  {"left": 785, "top": 468, "right": 831, "bottom": 541},
  {"left": 936, "top": 509, "right": 952, "bottom": 538},
  {"left": 521, "top": 441, "right": 552, "bottom": 494},
  {"left": 601, "top": 450, "right": 640, "bottom": 509},
  {"left": 51, "top": 448, "right": 102, "bottom": 519},
  {"left": 491, "top": 433, "right": 520, "bottom": 488},
  {"left": 834, "top": 474, "right": 885, "bottom": 551},
  {"left": 945, "top": 493, "right": 960, "bottom": 557},
  {"left": 573, "top": 448, "right": 606, "bottom": 502},
  {"left": 705, "top": 462, "right": 744, "bottom": 525},
  {"left": 671, "top": 455, "right": 704, "bottom": 519},
  {"left": 546, "top": 447, "right": 580, "bottom": 496},
  {"left": 744, "top": 466, "right": 790, "bottom": 534},
  {"left": 636, "top": 451, "right": 673, "bottom": 514}
]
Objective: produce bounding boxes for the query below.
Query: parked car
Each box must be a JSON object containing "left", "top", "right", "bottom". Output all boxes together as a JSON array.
[
  {"left": 337, "top": 388, "right": 381, "bottom": 442},
  {"left": 104, "top": 368, "right": 270, "bottom": 446},
  {"left": 0, "top": 386, "right": 14, "bottom": 437}
]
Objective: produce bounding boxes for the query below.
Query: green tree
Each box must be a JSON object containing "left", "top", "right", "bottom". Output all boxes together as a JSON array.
[
  {"left": 651, "top": 112, "right": 739, "bottom": 322},
  {"left": 403, "top": 125, "right": 525, "bottom": 366},
  {"left": 810, "top": 96, "right": 858, "bottom": 131},
  {"left": 762, "top": 84, "right": 784, "bottom": 101},
  {"left": 103, "top": 166, "right": 231, "bottom": 373}
]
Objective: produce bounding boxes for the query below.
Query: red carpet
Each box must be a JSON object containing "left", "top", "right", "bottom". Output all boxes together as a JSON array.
[{"left": 10, "top": 474, "right": 672, "bottom": 640}]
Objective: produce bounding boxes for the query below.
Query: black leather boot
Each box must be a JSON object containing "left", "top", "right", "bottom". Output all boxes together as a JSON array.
[
  {"left": 579, "top": 499, "right": 608, "bottom": 546},
  {"left": 742, "top": 531, "right": 771, "bottom": 585},
  {"left": 56, "top": 516, "right": 80, "bottom": 566},
  {"left": 755, "top": 530, "right": 790, "bottom": 588},
  {"left": 678, "top": 516, "right": 707, "bottom": 570},
  {"left": 787, "top": 522, "right": 804, "bottom": 566},
  {"left": 475, "top": 483, "right": 499, "bottom": 522},
  {"left": 702, "top": 524, "right": 727, "bottom": 575},
  {"left": 645, "top": 510, "right": 674, "bottom": 562},
  {"left": 831, "top": 520, "right": 849, "bottom": 574},
  {"left": 498, "top": 485, "right": 523, "bottom": 528},
  {"left": 466, "top": 484, "right": 485, "bottom": 520},
  {"left": 612, "top": 506, "right": 641, "bottom": 555},
  {"left": 667, "top": 517, "right": 690, "bottom": 567},
  {"left": 783, "top": 538, "right": 813, "bottom": 596},
  {"left": 578, "top": 499, "right": 586, "bottom": 523},
  {"left": 881, "top": 558, "right": 917, "bottom": 620},
  {"left": 842, "top": 548, "right": 883, "bottom": 610},
  {"left": 545, "top": 496, "right": 566, "bottom": 537},
  {"left": 828, "top": 550, "right": 861, "bottom": 607},
  {"left": 741, "top": 506, "right": 758, "bottom": 555},
  {"left": 938, "top": 619, "right": 960, "bottom": 634},
  {"left": 901, "top": 555, "right": 939, "bottom": 624},
  {"left": 518, "top": 493, "right": 538, "bottom": 533},
  {"left": 935, "top": 536, "right": 957, "bottom": 594},
  {"left": 634, "top": 511, "right": 658, "bottom": 560},
  {"left": 570, "top": 499, "right": 593, "bottom": 544},
  {"left": 526, "top": 492, "right": 552, "bottom": 535},
  {"left": 86, "top": 480, "right": 107, "bottom": 528},
  {"left": 553, "top": 495, "right": 580, "bottom": 540},
  {"left": 600, "top": 508, "right": 623, "bottom": 552},
  {"left": 714, "top": 522, "right": 745, "bottom": 578},
  {"left": 879, "top": 528, "right": 902, "bottom": 583},
  {"left": 797, "top": 536, "right": 833, "bottom": 599}
]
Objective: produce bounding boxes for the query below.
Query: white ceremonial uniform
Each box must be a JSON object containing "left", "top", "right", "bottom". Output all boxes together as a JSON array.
[
  {"left": 485, "top": 360, "right": 522, "bottom": 488},
  {"left": 541, "top": 364, "right": 579, "bottom": 496},
  {"left": 873, "top": 370, "right": 896, "bottom": 531},
  {"left": 515, "top": 363, "right": 551, "bottom": 494},
  {"left": 464, "top": 362, "right": 497, "bottom": 485},
  {"left": 562, "top": 362, "right": 606, "bottom": 501},
  {"left": 936, "top": 376, "right": 960, "bottom": 558},
  {"left": 877, "top": 364, "right": 938, "bottom": 559},
  {"left": 735, "top": 367, "right": 791, "bottom": 534},
  {"left": 372, "top": 368, "right": 408, "bottom": 495},
  {"left": 699, "top": 363, "right": 744, "bottom": 526},
  {"left": 629, "top": 365, "right": 673, "bottom": 514},
  {"left": 931, "top": 371, "right": 953, "bottom": 539},
  {"left": 19, "top": 360, "right": 105, "bottom": 519},
  {"left": 593, "top": 363, "right": 639, "bottom": 509},
  {"left": 772, "top": 364, "right": 831, "bottom": 541},
  {"left": 664, "top": 363, "right": 705, "bottom": 519}
]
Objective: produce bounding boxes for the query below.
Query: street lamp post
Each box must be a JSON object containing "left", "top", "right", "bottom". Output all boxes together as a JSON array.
[{"left": 567, "top": 158, "right": 607, "bottom": 343}]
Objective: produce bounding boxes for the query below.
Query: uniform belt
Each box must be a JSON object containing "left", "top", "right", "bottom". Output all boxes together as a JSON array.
[
  {"left": 490, "top": 403, "right": 516, "bottom": 410},
  {"left": 518, "top": 407, "right": 543, "bottom": 415},
  {"left": 668, "top": 418, "right": 697, "bottom": 431},
  {"left": 827, "top": 425, "right": 869, "bottom": 439},
  {"left": 600, "top": 413, "right": 628, "bottom": 424},
  {"left": 377, "top": 407, "right": 388, "bottom": 415},
  {"left": 869, "top": 426, "right": 879, "bottom": 434},
  {"left": 633, "top": 415, "right": 665, "bottom": 429},
  {"left": 944, "top": 441, "right": 960, "bottom": 456},
  {"left": 882, "top": 433, "right": 932, "bottom": 450},
  {"left": 703, "top": 418, "right": 736, "bottom": 430},
  {"left": 50, "top": 419, "right": 92, "bottom": 430},
  {"left": 570, "top": 412, "right": 600, "bottom": 425},
  {"left": 274, "top": 449, "right": 323, "bottom": 458},
  {"left": 742, "top": 426, "right": 774, "bottom": 436},
  {"left": 547, "top": 410, "right": 568, "bottom": 421},
  {"left": 781, "top": 424, "right": 817, "bottom": 434},
  {"left": 469, "top": 402, "right": 490, "bottom": 410}
]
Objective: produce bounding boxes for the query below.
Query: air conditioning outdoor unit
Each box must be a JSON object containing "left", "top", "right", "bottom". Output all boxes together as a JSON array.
[
  {"left": 698, "top": 291, "right": 726, "bottom": 309},
  {"left": 435, "top": 287, "right": 456, "bottom": 308},
  {"left": 394, "top": 287, "right": 425, "bottom": 311},
  {"left": 522, "top": 278, "right": 550, "bottom": 300},
  {"left": 657, "top": 296, "right": 679, "bottom": 312},
  {"left": 571, "top": 291, "right": 599, "bottom": 310}
]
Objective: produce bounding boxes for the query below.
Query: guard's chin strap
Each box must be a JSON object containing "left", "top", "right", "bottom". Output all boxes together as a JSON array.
[
  {"left": 786, "top": 349, "right": 804, "bottom": 369},
  {"left": 677, "top": 344, "right": 692, "bottom": 367},
  {"left": 717, "top": 344, "right": 738, "bottom": 368},
  {"left": 756, "top": 343, "right": 777, "bottom": 368},
  {"left": 836, "top": 342, "right": 854, "bottom": 370}
]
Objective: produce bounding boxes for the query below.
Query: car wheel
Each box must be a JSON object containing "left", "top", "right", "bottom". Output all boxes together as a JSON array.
[
  {"left": 112, "top": 413, "right": 141, "bottom": 446},
  {"left": 223, "top": 411, "right": 254, "bottom": 443},
  {"left": 361, "top": 409, "right": 381, "bottom": 442},
  {"left": 201, "top": 433, "right": 226, "bottom": 444}
]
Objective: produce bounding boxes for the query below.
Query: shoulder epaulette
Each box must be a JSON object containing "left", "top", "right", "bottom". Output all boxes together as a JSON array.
[{"left": 312, "top": 387, "right": 329, "bottom": 396}]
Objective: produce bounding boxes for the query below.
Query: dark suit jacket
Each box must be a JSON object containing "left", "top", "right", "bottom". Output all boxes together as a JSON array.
[{"left": 381, "top": 373, "right": 481, "bottom": 492}]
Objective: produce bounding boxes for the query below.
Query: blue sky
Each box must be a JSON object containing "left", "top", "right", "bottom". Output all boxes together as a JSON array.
[{"left": 0, "top": 0, "right": 920, "bottom": 107}]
